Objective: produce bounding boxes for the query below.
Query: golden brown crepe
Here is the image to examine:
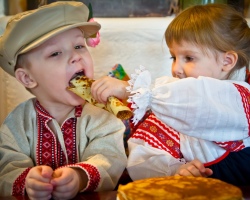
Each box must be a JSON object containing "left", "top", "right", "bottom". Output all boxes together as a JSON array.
[
  {"left": 117, "top": 176, "right": 242, "bottom": 200},
  {"left": 67, "top": 75, "right": 133, "bottom": 120}
]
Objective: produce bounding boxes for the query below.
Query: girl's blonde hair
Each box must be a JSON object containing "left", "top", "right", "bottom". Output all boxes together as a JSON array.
[{"left": 165, "top": 3, "right": 250, "bottom": 80}]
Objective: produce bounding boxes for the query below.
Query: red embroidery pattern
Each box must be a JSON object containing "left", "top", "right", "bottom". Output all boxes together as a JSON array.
[
  {"left": 36, "top": 103, "right": 57, "bottom": 169},
  {"left": 35, "top": 101, "right": 79, "bottom": 169},
  {"left": 75, "top": 105, "right": 83, "bottom": 117},
  {"left": 233, "top": 84, "right": 250, "bottom": 136},
  {"left": 12, "top": 168, "right": 31, "bottom": 196},
  {"left": 214, "top": 140, "right": 245, "bottom": 152},
  {"left": 131, "top": 113, "right": 182, "bottom": 159},
  {"left": 61, "top": 118, "right": 77, "bottom": 165},
  {"left": 61, "top": 163, "right": 100, "bottom": 192},
  {"left": 12, "top": 102, "right": 82, "bottom": 195}
]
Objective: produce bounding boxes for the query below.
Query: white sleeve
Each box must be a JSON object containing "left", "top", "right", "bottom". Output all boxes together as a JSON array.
[
  {"left": 127, "top": 67, "right": 250, "bottom": 142},
  {"left": 127, "top": 138, "right": 186, "bottom": 181}
]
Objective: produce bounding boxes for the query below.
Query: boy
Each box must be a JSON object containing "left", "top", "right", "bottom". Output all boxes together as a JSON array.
[{"left": 0, "top": 1, "right": 127, "bottom": 199}]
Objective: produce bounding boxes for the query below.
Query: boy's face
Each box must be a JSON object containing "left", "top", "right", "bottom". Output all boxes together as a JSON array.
[
  {"left": 20, "top": 28, "right": 93, "bottom": 106},
  {"left": 169, "top": 41, "right": 227, "bottom": 79}
]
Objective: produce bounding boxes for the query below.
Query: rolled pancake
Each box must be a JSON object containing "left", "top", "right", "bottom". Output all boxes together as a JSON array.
[{"left": 67, "top": 75, "right": 133, "bottom": 120}]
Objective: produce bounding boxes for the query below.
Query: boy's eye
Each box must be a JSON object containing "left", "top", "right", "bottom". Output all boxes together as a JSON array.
[
  {"left": 75, "top": 45, "right": 84, "bottom": 49},
  {"left": 50, "top": 52, "right": 61, "bottom": 57}
]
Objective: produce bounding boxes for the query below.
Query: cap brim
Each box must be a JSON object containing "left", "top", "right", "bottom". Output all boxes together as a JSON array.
[{"left": 19, "top": 21, "right": 100, "bottom": 54}]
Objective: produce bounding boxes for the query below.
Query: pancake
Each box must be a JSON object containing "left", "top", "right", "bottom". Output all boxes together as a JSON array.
[
  {"left": 117, "top": 176, "right": 242, "bottom": 200},
  {"left": 67, "top": 75, "right": 133, "bottom": 120}
]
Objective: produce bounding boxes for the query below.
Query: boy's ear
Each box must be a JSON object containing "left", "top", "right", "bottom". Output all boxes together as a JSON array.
[
  {"left": 222, "top": 51, "right": 238, "bottom": 72},
  {"left": 15, "top": 68, "right": 37, "bottom": 88}
]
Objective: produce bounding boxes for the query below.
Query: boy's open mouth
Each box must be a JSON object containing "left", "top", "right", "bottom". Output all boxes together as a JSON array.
[{"left": 69, "top": 70, "right": 85, "bottom": 87}]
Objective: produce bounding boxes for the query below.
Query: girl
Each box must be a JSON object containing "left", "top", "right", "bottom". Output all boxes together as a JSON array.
[{"left": 91, "top": 4, "right": 250, "bottom": 185}]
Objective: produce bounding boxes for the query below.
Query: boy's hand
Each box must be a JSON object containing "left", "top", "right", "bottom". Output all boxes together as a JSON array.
[
  {"left": 91, "top": 76, "right": 129, "bottom": 104},
  {"left": 25, "top": 165, "right": 53, "bottom": 200},
  {"left": 51, "top": 167, "right": 88, "bottom": 200},
  {"left": 175, "top": 159, "right": 213, "bottom": 177}
]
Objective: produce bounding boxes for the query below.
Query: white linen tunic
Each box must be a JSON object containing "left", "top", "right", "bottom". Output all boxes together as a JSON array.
[
  {"left": 0, "top": 98, "right": 127, "bottom": 196},
  {"left": 127, "top": 67, "right": 250, "bottom": 181}
]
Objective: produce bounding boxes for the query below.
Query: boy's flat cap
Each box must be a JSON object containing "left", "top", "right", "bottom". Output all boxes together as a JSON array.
[{"left": 0, "top": 1, "right": 101, "bottom": 76}]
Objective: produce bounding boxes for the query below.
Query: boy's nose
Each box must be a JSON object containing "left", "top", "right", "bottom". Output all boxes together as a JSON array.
[{"left": 70, "top": 51, "right": 82, "bottom": 64}]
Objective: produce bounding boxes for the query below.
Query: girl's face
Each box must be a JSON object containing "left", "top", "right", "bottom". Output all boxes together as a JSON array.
[
  {"left": 169, "top": 41, "right": 226, "bottom": 79},
  {"left": 22, "top": 28, "right": 93, "bottom": 108}
]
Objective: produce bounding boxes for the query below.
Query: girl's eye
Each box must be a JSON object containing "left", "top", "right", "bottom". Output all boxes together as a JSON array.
[
  {"left": 75, "top": 45, "right": 84, "bottom": 49},
  {"left": 185, "top": 56, "right": 193, "bottom": 62},
  {"left": 170, "top": 56, "right": 176, "bottom": 61},
  {"left": 50, "top": 52, "right": 61, "bottom": 57}
]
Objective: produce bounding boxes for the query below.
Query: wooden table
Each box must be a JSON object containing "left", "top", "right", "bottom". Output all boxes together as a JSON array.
[
  {"left": 1, "top": 186, "right": 249, "bottom": 200},
  {"left": 78, "top": 188, "right": 250, "bottom": 200},
  {"left": 240, "top": 186, "right": 250, "bottom": 200}
]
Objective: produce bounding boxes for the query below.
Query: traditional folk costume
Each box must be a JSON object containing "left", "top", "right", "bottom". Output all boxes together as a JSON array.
[
  {"left": 0, "top": 99, "right": 127, "bottom": 196},
  {"left": 127, "top": 66, "right": 250, "bottom": 185}
]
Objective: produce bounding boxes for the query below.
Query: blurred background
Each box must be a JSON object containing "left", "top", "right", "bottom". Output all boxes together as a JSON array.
[{"left": 0, "top": 0, "right": 249, "bottom": 18}]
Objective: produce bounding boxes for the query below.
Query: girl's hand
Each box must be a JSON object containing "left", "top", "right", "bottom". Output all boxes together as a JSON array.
[
  {"left": 51, "top": 167, "right": 88, "bottom": 200},
  {"left": 91, "top": 76, "right": 129, "bottom": 104},
  {"left": 25, "top": 165, "right": 54, "bottom": 200},
  {"left": 175, "top": 159, "right": 213, "bottom": 177}
]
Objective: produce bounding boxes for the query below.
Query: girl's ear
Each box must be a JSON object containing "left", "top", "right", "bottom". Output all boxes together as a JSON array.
[
  {"left": 15, "top": 68, "right": 37, "bottom": 89},
  {"left": 222, "top": 51, "right": 238, "bottom": 72}
]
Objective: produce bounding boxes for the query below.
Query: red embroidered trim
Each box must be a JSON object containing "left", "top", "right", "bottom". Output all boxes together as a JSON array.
[
  {"left": 36, "top": 113, "right": 57, "bottom": 169},
  {"left": 12, "top": 168, "right": 31, "bottom": 196},
  {"left": 61, "top": 118, "right": 77, "bottom": 165},
  {"left": 35, "top": 101, "right": 79, "bottom": 169},
  {"left": 214, "top": 140, "right": 245, "bottom": 152},
  {"left": 75, "top": 105, "right": 83, "bottom": 117},
  {"left": 130, "top": 110, "right": 151, "bottom": 134},
  {"left": 61, "top": 163, "right": 100, "bottom": 192},
  {"left": 131, "top": 113, "right": 182, "bottom": 159},
  {"left": 233, "top": 84, "right": 250, "bottom": 136}
]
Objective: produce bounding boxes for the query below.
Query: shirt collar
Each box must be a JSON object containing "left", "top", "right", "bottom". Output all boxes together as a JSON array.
[{"left": 35, "top": 100, "right": 83, "bottom": 119}]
